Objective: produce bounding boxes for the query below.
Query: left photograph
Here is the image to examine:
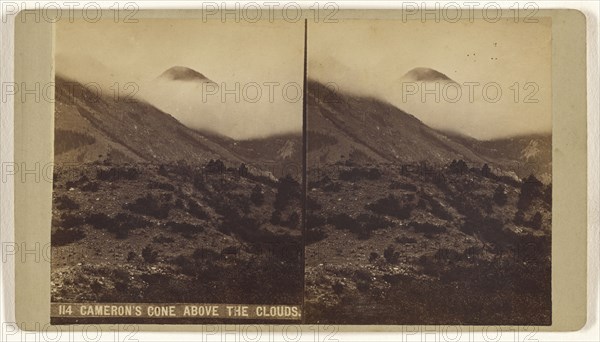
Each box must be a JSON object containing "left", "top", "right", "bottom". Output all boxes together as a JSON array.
[{"left": 50, "top": 18, "right": 304, "bottom": 323}]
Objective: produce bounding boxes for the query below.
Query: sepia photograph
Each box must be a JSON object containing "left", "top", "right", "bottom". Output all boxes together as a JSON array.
[
  {"left": 49, "top": 14, "right": 554, "bottom": 325},
  {"left": 305, "top": 18, "right": 552, "bottom": 324},
  {"left": 50, "top": 18, "right": 304, "bottom": 323}
]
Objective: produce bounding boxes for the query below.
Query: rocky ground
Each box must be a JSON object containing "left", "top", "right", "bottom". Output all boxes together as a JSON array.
[
  {"left": 304, "top": 160, "right": 551, "bottom": 325},
  {"left": 51, "top": 160, "right": 303, "bottom": 305}
]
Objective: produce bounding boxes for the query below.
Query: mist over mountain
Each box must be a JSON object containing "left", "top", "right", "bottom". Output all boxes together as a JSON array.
[
  {"left": 307, "top": 79, "right": 551, "bottom": 180},
  {"left": 138, "top": 66, "right": 302, "bottom": 141}
]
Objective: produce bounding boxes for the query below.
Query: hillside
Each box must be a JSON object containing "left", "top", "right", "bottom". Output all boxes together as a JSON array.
[
  {"left": 304, "top": 79, "right": 551, "bottom": 324},
  {"left": 54, "top": 75, "right": 243, "bottom": 165},
  {"left": 307, "top": 79, "right": 551, "bottom": 182}
]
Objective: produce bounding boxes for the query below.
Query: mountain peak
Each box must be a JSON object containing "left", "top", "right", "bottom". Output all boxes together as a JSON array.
[
  {"left": 401, "top": 67, "right": 454, "bottom": 82},
  {"left": 158, "top": 66, "right": 212, "bottom": 82}
]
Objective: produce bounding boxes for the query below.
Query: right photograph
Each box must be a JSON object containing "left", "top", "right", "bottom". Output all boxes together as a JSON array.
[{"left": 305, "top": 18, "right": 552, "bottom": 325}]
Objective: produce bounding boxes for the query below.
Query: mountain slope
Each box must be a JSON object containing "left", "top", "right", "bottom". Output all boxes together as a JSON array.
[
  {"left": 54, "top": 75, "right": 244, "bottom": 165},
  {"left": 307, "top": 79, "right": 551, "bottom": 181},
  {"left": 307, "top": 79, "right": 492, "bottom": 166}
]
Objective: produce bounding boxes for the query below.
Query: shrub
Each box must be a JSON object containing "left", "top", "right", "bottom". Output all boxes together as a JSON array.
[
  {"left": 527, "top": 212, "right": 543, "bottom": 230},
  {"left": 96, "top": 166, "right": 140, "bottom": 181},
  {"left": 61, "top": 213, "right": 85, "bottom": 228},
  {"left": 395, "top": 236, "right": 417, "bottom": 244},
  {"left": 147, "top": 181, "right": 175, "bottom": 191},
  {"left": 306, "top": 196, "right": 322, "bottom": 210},
  {"left": 328, "top": 213, "right": 360, "bottom": 231},
  {"left": 86, "top": 213, "right": 113, "bottom": 230},
  {"left": 307, "top": 213, "right": 327, "bottom": 229},
  {"left": 384, "top": 245, "right": 400, "bottom": 264},
  {"left": 124, "top": 194, "right": 171, "bottom": 219},
  {"left": 238, "top": 163, "right": 249, "bottom": 177},
  {"left": 274, "top": 174, "right": 301, "bottom": 210},
  {"left": 390, "top": 181, "right": 417, "bottom": 191},
  {"left": 518, "top": 174, "right": 543, "bottom": 209},
  {"left": 434, "top": 248, "right": 462, "bottom": 263},
  {"left": 353, "top": 269, "right": 372, "bottom": 292},
  {"left": 543, "top": 184, "right": 552, "bottom": 205},
  {"left": 141, "top": 245, "right": 158, "bottom": 263},
  {"left": 81, "top": 181, "right": 100, "bottom": 192},
  {"left": 448, "top": 159, "right": 469, "bottom": 174},
  {"left": 270, "top": 210, "right": 282, "bottom": 225},
  {"left": 205, "top": 159, "right": 225, "bottom": 173},
  {"left": 250, "top": 184, "right": 264, "bottom": 206},
  {"left": 339, "top": 167, "right": 381, "bottom": 182},
  {"left": 306, "top": 227, "right": 327, "bottom": 244},
  {"left": 481, "top": 163, "right": 492, "bottom": 177},
  {"left": 153, "top": 234, "right": 175, "bottom": 244},
  {"left": 357, "top": 213, "right": 393, "bottom": 231},
  {"left": 55, "top": 195, "right": 79, "bottom": 211},
  {"left": 410, "top": 222, "right": 446, "bottom": 235},
  {"left": 286, "top": 211, "right": 300, "bottom": 228},
  {"left": 493, "top": 185, "right": 508, "bottom": 206},
  {"left": 366, "top": 194, "right": 413, "bottom": 219},
  {"left": 168, "top": 221, "right": 204, "bottom": 236},
  {"left": 52, "top": 228, "right": 85, "bottom": 246},
  {"left": 188, "top": 200, "right": 208, "bottom": 220},
  {"left": 86, "top": 212, "right": 149, "bottom": 239},
  {"left": 429, "top": 198, "right": 452, "bottom": 220}
]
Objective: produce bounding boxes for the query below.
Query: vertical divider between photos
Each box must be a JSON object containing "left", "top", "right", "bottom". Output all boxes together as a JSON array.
[{"left": 301, "top": 18, "right": 308, "bottom": 324}]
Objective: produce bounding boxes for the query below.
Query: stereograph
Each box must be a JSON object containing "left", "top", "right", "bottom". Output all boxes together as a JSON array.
[{"left": 11, "top": 7, "right": 587, "bottom": 331}]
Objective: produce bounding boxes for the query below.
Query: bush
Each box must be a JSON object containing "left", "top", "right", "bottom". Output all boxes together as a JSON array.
[
  {"left": 410, "top": 222, "right": 446, "bottom": 235},
  {"left": 339, "top": 167, "right": 381, "bottom": 182},
  {"left": 366, "top": 194, "right": 413, "bottom": 219},
  {"left": 147, "top": 181, "right": 175, "bottom": 191},
  {"left": 86, "top": 212, "right": 149, "bottom": 239},
  {"left": 307, "top": 213, "right": 326, "bottom": 229},
  {"left": 52, "top": 228, "right": 85, "bottom": 246},
  {"left": 96, "top": 166, "right": 140, "bottom": 181},
  {"left": 61, "top": 213, "right": 85, "bottom": 228},
  {"left": 188, "top": 200, "right": 209, "bottom": 220},
  {"left": 384, "top": 245, "right": 400, "bottom": 264},
  {"left": 429, "top": 198, "right": 452, "bottom": 220},
  {"left": 518, "top": 174, "right": 543, "bottom": 209},
  {"left": 274, "top": 174, "right": 300, "bottom": 210},
  {"left": 493, "top": 185, "right": 508, "bottom": 206},
  {"left": 168, "top": 221, "right": 204, "bottom": 236},
  {"left": 286, "top": 211, "right": 300, "bottom": 228},
  {"left": 306, "top": 227, "right": 327, "bottom": 244},
  {"left": 395, "top": 236, "right": 417, "bottom": 244},
  {"left": 526, "top": 212, "right": 543, "bottom": 230},
  {"left": 270, "top": 210, "right": 282, "bottom": 225},
  {"left": 205, "top": 159, "right": 225, "bottom": 173},
  {"left": 250, "top": 184, "right": 264, "bottom": 206},
  {"left": 353, "top": 269, "right": 372, "bottom": 292},
  {"left": 357, "top": 213, "right": 393, "bottom": 231},
  {"left": 448, "top": 159, "right": 469, "bottom": 174},
  {"left": 153, "top": 234, "right": 175, "bottom": 243},
  {"left": 124, "top": 194, "right": 171, "bottom": 219},
  {"left": 328, "top": 213, "right": 360, "bottom": 231},
  {"left": 86, "top": 212, "right": 113, "bottom": 230},
  {"left": 81, "top": 181, "right": 100, "bottom": 192},
  {"left": 142, "top": 245, "right": 158, "bottom": 263},
  {"left": 390, "top": 181, "right": 417, "bottom": 191},
  {"left": 55, "top": 195, "right": 79, "bottom": 211},
  {"left": 238, "top": 163, "right": 249, "bottom": 177}
]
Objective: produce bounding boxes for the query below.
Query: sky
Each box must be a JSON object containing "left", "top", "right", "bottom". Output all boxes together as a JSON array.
[
  {"left": 308, "top": 18, "right": 552, "bottom": 140},
  {"left": 56, "top": 17, "right": 552, "bottom": 141},
  {"left": 56, "top": 19, "right": 304, "bottom": 140}
]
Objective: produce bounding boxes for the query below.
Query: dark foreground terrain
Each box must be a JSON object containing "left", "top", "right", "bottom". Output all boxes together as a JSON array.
[
  {"left": 51, "top": 160, "right": 303, "bottom": 305},
  {"left": 305, "top": 160, "right": 551, "bottom": 325}
]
